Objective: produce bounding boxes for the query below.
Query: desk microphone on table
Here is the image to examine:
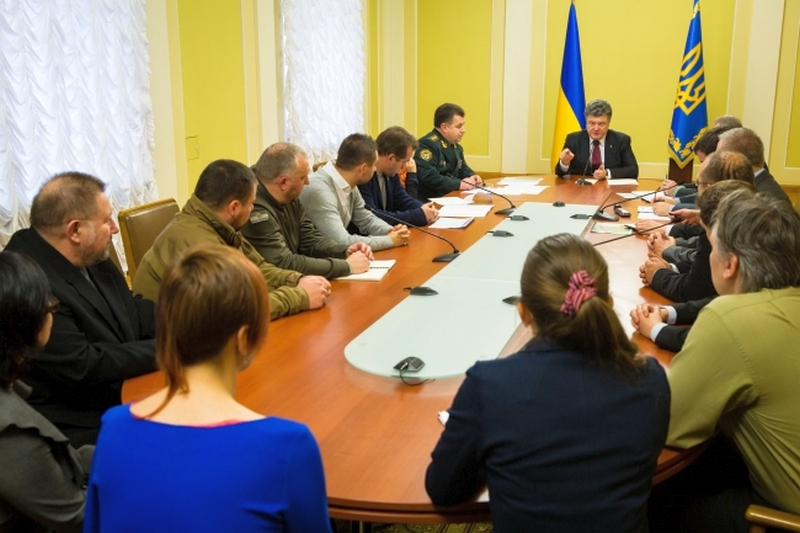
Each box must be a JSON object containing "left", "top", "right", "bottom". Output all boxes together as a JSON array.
[
  {"left": 571, "top": 182, "right": 683, "bottom": 222},
  {"left": 574, "top": 144, "right": 595, "bottom": 186},
  {"left": 592, "top": 220, "right": 673, "bottom": 247},
  {"left": 365, "top": 205, "right": 460, "bottom": 262},
  {"left": 460, "top": 179, "right": 517, "bottom": 215}
]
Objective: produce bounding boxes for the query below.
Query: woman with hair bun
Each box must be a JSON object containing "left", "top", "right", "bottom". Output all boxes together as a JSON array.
[
  {"left": 85, "top": 243, "right": 331, "bottom": 533},
  {"left": 0, "top": 251, "right": 91, "bottom": 533},
  {"left": 426, "top": 233, "right": 670, "bottom": 533}
]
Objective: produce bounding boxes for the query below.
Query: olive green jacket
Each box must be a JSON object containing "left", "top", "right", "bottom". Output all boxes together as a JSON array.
[{"left": 132, "top": 195, "right": 308, "bottom": 320}]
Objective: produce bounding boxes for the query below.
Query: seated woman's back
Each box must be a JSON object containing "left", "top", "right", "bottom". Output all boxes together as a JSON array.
[
  {"left": 84, "top": 243, "right": 331, "bottom": 533},
  {"left": 426, "top": 234, "right": 670, "bottom": 533},
  {"left": 87, "top": 408, "right": 327, "bottom": 532}
]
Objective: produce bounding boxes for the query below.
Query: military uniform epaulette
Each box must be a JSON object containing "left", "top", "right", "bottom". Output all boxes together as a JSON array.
[{"left": 427, "top": 133, "right": 439, "bottom": 142}]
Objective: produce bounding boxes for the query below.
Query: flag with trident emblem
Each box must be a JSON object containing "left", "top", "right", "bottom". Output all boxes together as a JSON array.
[{"left": 668, "top": 0, "right": 708, "bottom": 168}]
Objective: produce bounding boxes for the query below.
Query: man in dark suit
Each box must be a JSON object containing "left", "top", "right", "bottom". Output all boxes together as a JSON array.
[
  {"left": 555, "top": 99, "right": 639, "bottom": 180},
  {"left": 359, "top": 126, "right": 439, "bottom": 227},
  {"left": 717, "top": 127, "right": 791, "bottom": 203},
  {"left": 5, "top": 172, "right": 157, "bottom": 446}
]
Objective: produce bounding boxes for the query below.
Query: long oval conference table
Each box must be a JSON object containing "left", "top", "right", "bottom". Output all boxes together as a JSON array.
[{"left": 122, "top": 174, "right": 705, "bottom": 525}]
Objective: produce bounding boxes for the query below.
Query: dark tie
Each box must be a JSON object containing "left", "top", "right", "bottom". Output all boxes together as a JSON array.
[{"left": 591, "top": 140, "right": 601, "bottom": 169}]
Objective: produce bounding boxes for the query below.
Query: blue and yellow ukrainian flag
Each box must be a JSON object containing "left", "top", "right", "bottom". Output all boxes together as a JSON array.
[
  {"left": 669, "top": 0, "right": 708, "bottom": 168},
  {"left": 551, "top": 1, "right": 586, "bottom": 171}
]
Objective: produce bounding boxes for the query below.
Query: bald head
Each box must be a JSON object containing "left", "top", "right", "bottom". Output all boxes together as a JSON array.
[
  {"left": 253, "top": 142, "right": 307, "bottom": 183},
  {"left": 717, "top": 128, "right": 765, "bottom": 169},
  {"left": 30, "top": 172, "right": 107, "bottom": 237},
  {"left": 700, "top": 151, "right": 755, "bottom": 186}
]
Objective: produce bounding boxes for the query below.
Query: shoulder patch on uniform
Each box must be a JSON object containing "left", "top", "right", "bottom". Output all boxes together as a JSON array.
[
  {"left": 428, "top": 133, "right": 439, "bottom": 141},
  {"left": 419, "top": 149, "right": 433, "bottom": 161},
  {"left": 249, "top": 212, "right": 270, "bottom": 224}
]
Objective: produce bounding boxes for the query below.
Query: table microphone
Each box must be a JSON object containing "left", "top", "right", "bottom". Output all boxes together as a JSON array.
[
  {"left": 592, "top": 220, "right": 674, "bottom": 247},
  {"left": 572, "top": 181, "right": 684, "bottom": 222},
  {"left": 460, "top": 179, "right": 517, "bottom": 215},
  {"left": 364, "top": 205, "right": 460, "bottom": 262},
  {"left": 574, "top": 143, "right": 595, "bottom": 186},
  {"left": 593, "top": 181, "right": 685, "bottom": 221}
]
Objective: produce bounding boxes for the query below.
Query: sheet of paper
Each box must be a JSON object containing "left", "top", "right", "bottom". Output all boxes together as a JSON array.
[
  {"left": 481, "top": 185, "right": 548, "bottom": 196},
  {"left": 626, "top": 190, "right": 665, "bottom": 203},
  {"left": 590, "top": 223, "right": 633, "bottom": 235},
  {"left": 608, "top": 179, "right": 639, "bottom": 186},
  {"left": 428, "top": 196, "right": 473, "bottom": 206},
  {"left": 497, "top": 177, "right": 543, "bottom": 186},
  {"left": 637, "top": 212, "right": 671, "bottom": 221},
  {"left": 429, "top": 217, "right": 474, "bottom": 229},
  {"left": 438, "top": 204, "right": 493, "bottom": 218},
  {"left": 336, "top": 259, "right": 396, "bottom": 281}
]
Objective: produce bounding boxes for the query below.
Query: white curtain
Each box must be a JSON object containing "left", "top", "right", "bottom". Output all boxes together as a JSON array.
[
  {"left": 280, "top": 0, "right": 365, "bottom": 165},
  {"left": 0, "top": 0, "right": 156, "bottom": 254}
]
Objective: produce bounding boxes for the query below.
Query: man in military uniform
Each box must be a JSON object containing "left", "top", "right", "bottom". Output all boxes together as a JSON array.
[{"left": 413, "top": 103, "right": 483, "bottom": 201}]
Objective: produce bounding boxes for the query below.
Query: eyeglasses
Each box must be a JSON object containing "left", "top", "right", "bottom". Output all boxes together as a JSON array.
[{"left": 46, "top": 297, "right": 59, "bottom": 315}]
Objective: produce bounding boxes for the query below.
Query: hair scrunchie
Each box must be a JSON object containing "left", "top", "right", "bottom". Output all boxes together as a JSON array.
[{"left": 560, "top": 270, "right": 597, "bottom": 317}]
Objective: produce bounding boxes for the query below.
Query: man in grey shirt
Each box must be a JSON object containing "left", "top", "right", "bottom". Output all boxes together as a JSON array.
[
  {"left": 299, "top": 133, "right": 410, "bottom": 252},
  {"left": 241, "top": 142, "right": 372, "bottom": 279}
]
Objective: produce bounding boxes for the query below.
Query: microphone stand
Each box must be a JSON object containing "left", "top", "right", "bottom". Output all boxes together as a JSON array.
[
  {"left": 593, "top": 181, "right": 684, "bottom": 222},
  {"left": 574, "top": 142, "right": 595, "bottom": 186},
  {"left": 364, "top": 205, "right": 460, "bottom": 262}
]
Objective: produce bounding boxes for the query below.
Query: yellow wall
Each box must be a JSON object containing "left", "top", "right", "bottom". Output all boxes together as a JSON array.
[
  {"left": 177, "top": 0, "right": 249, "bottom": 190},
  {"left": 538, "top": 1, "right": 735, "bottom": 175},
  {"left": 785, "top": 14, "right": 800, "bottom": 168},
  {"left": 147, "top": 0, "right": 799, "bottom": 198},
  {"left": 416, "top": 0, "right": 492, "bottom": 155}
]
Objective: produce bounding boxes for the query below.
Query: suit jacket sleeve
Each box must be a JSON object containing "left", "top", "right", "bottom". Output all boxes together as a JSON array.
[
  {"left": 650, "top": 234, "right": 716, "bottom": 302},
  {"left": 300, "top": 176, "right": 394, "bottom": 251},
  {"left": 425, "top": 365, "right": 486, "bottom": 506},
  {"left": 662, "top": 245, "right": 697, "bottom": 274},
  {"left": 358, "top": 176, "right": 427, "bottom": 227},
  {"left": 555, "top": 132, "right": 581, "bottom": 177},
  {"left": 673, "top": 297, "right": 713, "bottom": 325},
  {"left": 654, "top": 325, "right": 691, "bottom": 352},
  {"left": 607, "top": 131, "right": 639, "bottom": 179},
  {"left": 242, "top": 205, "right": 351, "bottom": 279},
  {"left": 414, "top": 139, "right": 462, "bottom": 198},
  {"left": 404, "top": 171, "right": 419, "bottom": 199}
]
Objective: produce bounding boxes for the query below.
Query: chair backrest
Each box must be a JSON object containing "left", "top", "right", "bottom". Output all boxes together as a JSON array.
[
  {"left": 746, "top": 504, "right": 800, "bottom": 533},
  {"left": 118, "top": 199, "right": 179, "bottom": 282}
]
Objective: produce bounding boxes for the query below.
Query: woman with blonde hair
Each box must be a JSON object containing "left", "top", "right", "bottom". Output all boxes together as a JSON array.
[
  {"left": 85, "top": 243, "right": 331, "bottom": 532},
  {"left": 426, "top": 233, "right": 669, "bottom": 532}
]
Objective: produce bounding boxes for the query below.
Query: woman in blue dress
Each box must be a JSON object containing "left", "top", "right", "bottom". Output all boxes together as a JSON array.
[{"left": 85, "top": 243, "right": 331, "bottom": 533}]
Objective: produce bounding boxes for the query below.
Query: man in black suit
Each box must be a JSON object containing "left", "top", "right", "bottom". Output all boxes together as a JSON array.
[
  {"left": 5, "top": 172, "right": 157, "bottom": 446},
  {"left": 717, "top": 127, "right": 791, "bottom": 203},
  {"left": 555, "top": 99, "right": 639, "bottom": 180}
]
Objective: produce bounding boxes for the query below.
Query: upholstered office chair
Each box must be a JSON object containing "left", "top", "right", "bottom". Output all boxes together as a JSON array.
[
  {"left": 118, "top": 199, "right": 179, "bottom": 282},
  {"left": 746, "top": 504, "right": 800, "bottom": 533}
]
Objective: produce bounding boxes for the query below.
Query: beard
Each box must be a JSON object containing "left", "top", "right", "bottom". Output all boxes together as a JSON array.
[{"left": 78, "top": 225, "right": 111, "bottom": 266}]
